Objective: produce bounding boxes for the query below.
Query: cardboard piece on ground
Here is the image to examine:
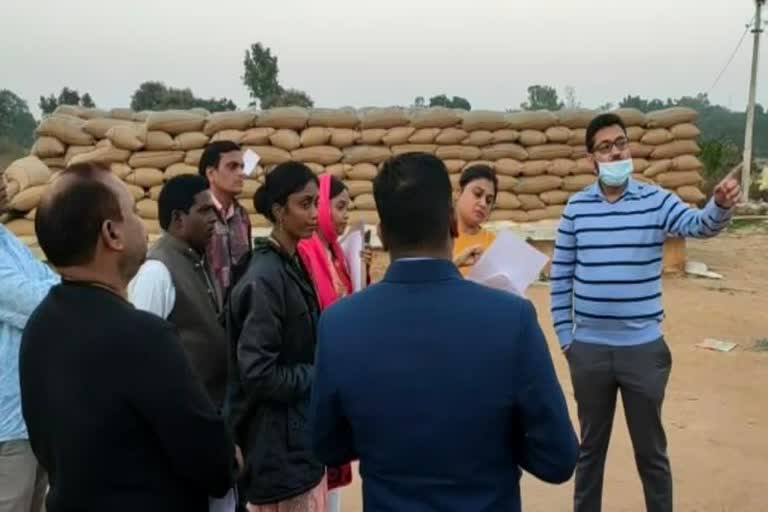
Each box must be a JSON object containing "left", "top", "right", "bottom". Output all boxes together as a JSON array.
[
  {"left": 685, "top": 261, "right": 723, "bottom": 280},
  {"left": 696, "top": 338, "right": 738, "bottom": 352}
]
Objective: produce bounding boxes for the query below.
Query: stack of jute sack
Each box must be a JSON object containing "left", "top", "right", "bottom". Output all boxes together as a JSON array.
[{"left": 1, "top": 105, "right": 704, "bottom": 237}]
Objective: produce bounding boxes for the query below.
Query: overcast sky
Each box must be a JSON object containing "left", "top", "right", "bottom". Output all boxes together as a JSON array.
[{"left": 2, "top": 0, "right": 765, "bottom": 117}]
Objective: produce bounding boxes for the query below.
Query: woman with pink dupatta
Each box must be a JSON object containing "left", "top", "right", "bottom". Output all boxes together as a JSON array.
[{"left": 298, "top": 173, "right": 370, "bottom": 512}]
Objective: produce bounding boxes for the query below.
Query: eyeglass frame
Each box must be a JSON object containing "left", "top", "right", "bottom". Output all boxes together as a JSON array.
[{"left": 592, "top": 136, "right": 630, "bottom": 156}]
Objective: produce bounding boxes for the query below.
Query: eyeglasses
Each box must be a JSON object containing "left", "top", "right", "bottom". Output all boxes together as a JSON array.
[{"left": 593, "top": 137, "right": 629, "bottom": 156}]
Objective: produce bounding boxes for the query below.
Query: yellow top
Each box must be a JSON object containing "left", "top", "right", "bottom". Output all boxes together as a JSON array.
[{"left": 453, "top": 229, "right": 496, "bottom": 277}]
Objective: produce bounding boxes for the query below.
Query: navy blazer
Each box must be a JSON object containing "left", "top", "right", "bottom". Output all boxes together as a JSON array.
[{"left": 310, "top": 258, "right": 578, "bottom": 512}]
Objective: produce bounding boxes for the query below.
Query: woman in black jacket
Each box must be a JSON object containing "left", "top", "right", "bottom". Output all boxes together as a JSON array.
[{"left": 227, "top": 162, "right": 325, "bottom": 511}]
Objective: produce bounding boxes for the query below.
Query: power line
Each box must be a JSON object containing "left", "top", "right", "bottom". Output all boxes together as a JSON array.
[{"left": 707, "top": 16, "right": 755, "bottom": 95}]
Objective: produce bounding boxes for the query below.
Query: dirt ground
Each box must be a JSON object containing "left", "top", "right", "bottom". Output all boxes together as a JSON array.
[{"left": 341, "top": 228, "right": 768, "bottom": 512}]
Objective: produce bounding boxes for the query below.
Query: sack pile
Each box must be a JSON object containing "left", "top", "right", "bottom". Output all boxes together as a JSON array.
[{"left": 1, "top": 105, "right": 704, "bottom": 237}]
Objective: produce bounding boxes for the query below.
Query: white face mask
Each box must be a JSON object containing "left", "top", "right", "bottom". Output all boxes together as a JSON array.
[{"left": 597, "top": 159, "right": 634, "bottom": 187}]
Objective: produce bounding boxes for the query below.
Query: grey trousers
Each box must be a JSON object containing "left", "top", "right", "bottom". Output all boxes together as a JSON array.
[
  {"left": 567, "top": 338, "right": 672, "bottom": 512},
  {"left": 0, "top": 440, "right": 47, "bottom": 512}
]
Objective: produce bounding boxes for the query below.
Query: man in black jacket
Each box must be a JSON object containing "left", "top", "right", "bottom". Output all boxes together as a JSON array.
[{"left": 19, "top": 162, "right": 236, "bottom": 512}]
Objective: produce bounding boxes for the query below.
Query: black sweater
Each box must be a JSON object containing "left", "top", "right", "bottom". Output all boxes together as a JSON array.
[{"left": 19, "top": 281, "right": 234, "bottom": 512}]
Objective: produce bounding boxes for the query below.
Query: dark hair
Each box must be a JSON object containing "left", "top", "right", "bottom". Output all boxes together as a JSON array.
[
  {"left": 586, "top": 113, "right": 627, "bottom": 153},
  {"left": 459, "top": 164, "right": 498, "bottom": 200},
  {"left": 36, "top": 162, "right": 123, "bottom": 267},
  {"left": 373, "top": 152, "right": 452, "bottom": 250},
  {"left": 254, "top": 161, "right": 318, "bottom": 222},
  {"left": 329, "top": 176, "right": 347, "bottom": 199},
  {"left": 198, "top": 140, "right": 242, "bottom": 177},
  {"left": 158, "top": 175, "right": 210, "bottom": 230}
]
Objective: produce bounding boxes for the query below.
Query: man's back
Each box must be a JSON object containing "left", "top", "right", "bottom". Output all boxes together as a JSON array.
[
  {"left": 311, "top": 259, "right": 578, "bottom": 512},
  {"left": 20, "top": 282, "right": 234, "bottom": 512}
]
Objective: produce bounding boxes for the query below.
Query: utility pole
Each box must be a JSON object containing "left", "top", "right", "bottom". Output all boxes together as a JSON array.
[{"left": 742, "top": 0, "right": 765, "bottom": 202}]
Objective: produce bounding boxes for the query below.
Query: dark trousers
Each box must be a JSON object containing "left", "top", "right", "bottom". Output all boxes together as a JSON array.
[{"left": 567, "top": 338, "right": 673, "bottom": 512}]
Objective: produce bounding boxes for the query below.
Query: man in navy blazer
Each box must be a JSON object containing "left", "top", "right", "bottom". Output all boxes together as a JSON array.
[{"left": 310, "top": 152, "right": 578, "bottom": 512}]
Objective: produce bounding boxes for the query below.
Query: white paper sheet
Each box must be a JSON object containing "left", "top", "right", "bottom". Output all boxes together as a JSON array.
[
  {"left": 243, "top": 149, "right": 261, "bottom": 177},
  {"left": 467, "top": 230, "right": 549, "bottom": 297},
  {"left": 339, "top": 223, "right": 366, "bottom": 292}
]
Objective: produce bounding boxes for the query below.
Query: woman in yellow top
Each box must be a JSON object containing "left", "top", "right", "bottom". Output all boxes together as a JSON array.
[{"left": 453, "top": 164, "right": 498, "bottom": 276}]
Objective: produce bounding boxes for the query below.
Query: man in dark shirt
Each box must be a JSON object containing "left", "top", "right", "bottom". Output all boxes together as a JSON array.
[{"left": 19, "top": 162, "right": 235, "bottom": 512}]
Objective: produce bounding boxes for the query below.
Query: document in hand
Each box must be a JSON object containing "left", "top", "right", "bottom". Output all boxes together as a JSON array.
[
  {"left": 467, "top": 230, "right": 549, "bottom": 297},
  {"left": 339, "top": 223, "right": 366, "bottom": 292},
  {"left": 243, "top": 149, "right": 261, "bottom": 177}
]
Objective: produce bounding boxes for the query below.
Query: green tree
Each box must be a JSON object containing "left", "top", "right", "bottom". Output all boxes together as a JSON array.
[
  {"left": 242, "top": 43, "right": 281, "bottom": 107},
  {"left": 130, "top": 81, "right": 236, "bottom": 112},
  {"left": 39, "top": 87, "right": 97, "bottom": 114},
  {"left": 81, "top": 93, "right": 96, "bottom": 108},
  {"left": 261, "top": 87, "right": 314, "bottom": 109},
  {"left": 428, "top": 94, "right": 471, "bottom": 110},
  {"left": 618, "top": 95, "right": 665, "bottom": 112},
  {"left": 597, "top": 102, "right": 615, "bottom": 112},
  {"left": 521, "top": 85, "right": 564, "bottom": 111},
  {"left": 413, "top": 96, "right": 426, "bottom": 109},
  {"left": 0, "top": 90, "right": 37, "bottom": 148},
  {"left": 699, "top": 139, "right": 741, "bottom": 194}
]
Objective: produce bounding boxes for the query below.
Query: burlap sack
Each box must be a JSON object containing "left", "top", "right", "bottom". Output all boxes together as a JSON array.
[
  {"left": 646, "top": 107, "right": 697, "bottom": 129},
  {"left": 4, "top": 157, "right": 51, "bottom": 191},
  {"left": 558, "top": 109, "right": 596, "bottom": 129},
  {"left": 463, "top": 131, "right": 494, "bottom": 146},
  {"left": 126, "top": 168, "right": 165, "bottom": 188},
  {"left": 571, "top": 146, "right": 588, "bottom": 159},
  {"left": 650, "top": 140, "right": 701, "bottom": 159},
  {"left": 141, "top": 219, "right": 160, "bottom": 235},
  {"left": 514, "top": 176, "right": 563, "bottom": 194},
  {"left": 267, "top": 129, "right": 300, "bottom": 151},
  {"left": 436, "top": 146, "right": 481, "bottom": 161},
  {"left": 129, "top": 151, "right": 185, "bottom": 169},
  {"left": 527, "top": 144, "right": 573, "bottom": 160},
  {"left": 360, "top": 129, "right": 387, "bottom": 145},
  {"left": 655, "top": 170, "right": 701, "bottom": 188},
  {"left": 308, "top": 108, "right": 359, "bottom": 129},
  {"left": 506, "top": 111, "right": 559, "bottom": 131},
  {"left": 613, "top": 108, "right": 647, "bottom": 127},
  {"left": 107, "top": 124, "right": 146, "bottom": 151},
  {"left": 489, "top": 210, "right": 529, "bottom": 222},
  {"left": 491, "top": 129, "right": 520, "bottom": 143},
  {"left": 329, "top": 129, "right": 360, "bottom": 148},
  {"left": 521, "top": 160, "right": 551, "bottom": 177},
  {"left": 633, "top": 158, "right": 650, "bottom": 173},
  {"left": 37, "top": 115, "right": 94, "bottom": 146},
  {"left": 444, "top": 160, "right": 467, "bottom": 173},
  {"left": 69, "top": 144, "right": 132, "bottom": 166},
  {"left": 563, "top": 174, "right": 597, "bottom": 191},
  {"left": 677, "top": 185, "right": 706, "bottom": 204},
  {"left": 247, "top": 146, "right": 292, "bottom": 165},
  {"left": 461, "top": 111, "right": 509, "bottom": 131},
  {"left": 123, "top": 182, "right": 146, "bottom": 202},
  {"left": 174, "top": 132, "right": 210, "bottom": 151},
  {"left": 629, "top": 142, "right": 654, "bottom": 158},
  {"left": 300, "top": 127, "right": 331, "bottom": 147},
  {"left": 481, "top": 144, "right": 528, "bottom": 161},
  {"left": 462, "top": 161, "right": 495, "bottom": 172},
  {"left": 185, "top": 149, "right": 204, "bottom": 166},
  {"left": 255, "top": 107, "right": 309, "bottom": 130},
  {"left": 110, "top": 108, "right": 137, "bottom": 121},
  {"left": 204, "top": 111, "right": 257, "bottom": 136},
  {"left": 164, "top": 163, "right": 198, "bottom": 179},
  {"left": 344, "top": 180, "right": 373, "bottom": 197},
  {"left": 627, "top": 126, "right": 646, "bottom": 142},
  {"left": 671, "top": 155, "right": 702, "bottom": 171},
  {"left": 32, "top": 137, "right": 66, "bottom": 158},
  {"left": 146, "top": 111, "right": 206, "bottom": 135},
  {"left": 52, "top": 105, "right": 83, "bottom": 117},
  {"left": 544, "top": 204, "right": 566, "bottom": 219},
  {"left": 354, "top": 194, "right": 376, "bottom": 210},
  {"left": 495, "top": 159, "right": 523, "bottom": 176},
  {"left": 567, "top": 129, "right": 587, "bottom": 146},
  {"left": 83, "top": 118, "right": 134, "bottom": 139},
  {"left": 291, "top": 146, "right": 344, "bottom": 165},
  {"left": 347, "top": 163, "right": 377, "bottom": 181},
  {"left": 670, "top": 123, "right": 701, "bottom": 140},
  {"left": 449, "top": 174, "right": 461, "bottom": 189},
  {"left": 435, "top": 128, "right": 469, "bottom": 145},
  {"left": 8, "top": 186, "right": 45, "bottom": 212},
  {"left": 517, "top": 194, "right": 547, "bottom": 211},
  {"left": 4, "top": 181, "right": 20, "bottom": 199},
  {"left": 239, "top": 179, "right": 261, "bottom": 200},
  {"left": 641, "top": 129, "right": 673, "bottom": 146},
  {"left": 411, "top": 108, "right": 460, "bottom": 128},
  {"left": 211, "top": 130, "right": 245, "bottom": 144},
  {"left": 4, "top": 219, "right": 36, "bottom": 237},
  {"left": 325, "top": 163, "right": 351, "bottom": 179},
  {"left": 250, "top": 214, "right": 271, "bottom": 228},
  {"left": 42, "top": 157, "right": 66, "bottom": 168},
  {"left": 540, "top": 190, "right": 572, "bottom": 205},
  {"left": 136, "top": 199, "right": 159, "bottom": 219},
  {"left": 544, "top": 159, "right": 574, "bottom": 177},
  {"left": 495, "top": 192, "right": 521, "bottom": 209},
  {"left": 96, "top": 138, "right": 113, "bottom": 149},
  {"left": 348, "top": 210, "right": 380, "bottom": 225},
  {"left": 79, "top": 108, "right": 110, "bottom": 120},
  {"left": 392, "top": 144, "right": 437, "bottom": 156},
  {"left": 409, "top": 128, "right": 441, "bottom": 144},
  {"left": 234, "top": 198, "right": 254, "bottom": 215},
  {"left": 241, "top": 127, "right": 276, "bottom": 145},
  {"left": 632, "top": 173, "right": 654, "bottom": 184},
  {"left": 525, "top": 209, "right": 549, "bottom": 222},
  {"left": 574, "top": 158, "right": 595, "bottom": 175},
  {"left": 145, "top": 131, "right": 177, "bottom": 151},
  {"left": 382, "top": 127, "right": 416, "bottom": 146},
  {"left": 343, "top": 146, "right": 393, "bottom": 165},
  {"left": 643, "top": 159, "right": 672, "bottom": 177},
  {"left": 149, "top": 185, "right": 163, "bottom": 201},
  {"left": 545, "top": 126, "right": 572, "bottom": 143},
  {"left": 360, "top": 108, "right": 410, "bottom": 129},
  {"left": 497, "top": 175, "right": 518, "bottom": 192},
  {"left": 519, "top": 130, "right": 548, "bottom": 147},
  {"left": 110, "top": 163, "right": 132, "bottom": 180}
]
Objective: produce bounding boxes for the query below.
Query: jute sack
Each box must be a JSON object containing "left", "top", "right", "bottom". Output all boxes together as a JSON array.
[
  {"left": 563, "top": 174, "right": 597, "bottom": 191},
  {"left": 347, "top": 163, "right": 378, "bottom": 181},
  {"left": 641, "top": 129, "right": 673, "bottom": 146},
  {"left": 42, "top": 158, "right": 66, "bottom": 168},
  {"left": 489, "top": 210, "right": 529, "bottom": 222},
  {"left": 526, "top": 209, "right": 549, "bottom": 222},
  {"left": 344, "top": 180, "right": 374, "bottom": 197},
  {"left": 149, "top": 186, "right": 163, "bottom": 201},
  {"left": 360, "top": 129, "right": 387, "bottom": 145},
  {"left": 571, "top": 146, "right": 588, "bottom": 159},
  {"left": 238, "top": 198, "right": 256, "bottom": 215},
  {"left": 111, "top": 163, "right": 132, "bottom": 180},
  {"left": 519, "top": 130, "right": 547, "bottom": 147},
  {"left": 185, "top": 150, "right": 204, "bottom": 166},
  {"left": 308, "top": 108, "right": 359, "bottom": 129},
  {"left": 107, "top": 124, "right": 146, "bottom": 151},
  {"left": 527, "top": 144, "right": 573, "bottom": 160},
  {"left": 558, "top": 109, "right": 596, "bottom": 129},
  {"left": 37, "top": 115, "right": 94, "bottom": 145},
  {"left": 496, "top": 175, "right": 518, "bottom": 192},
  {"left": 411, "top": 108, "right": 460, "bottom": 128},
  {"left": 409, "top": 128, "right": 441, "bottom": 144},
  {"left": 495, "top": 159, "right": 523, "bottom": 176},
  {"left": 613, "top": 108, "right": 647, "bottom": 127},
  {"left": 137, "top": 199, "right": 159, "bottom": 219},
  {"left": 122, "top": 182, "right": 146, "bottom": 202},
  {"left": 254, "top": 107, "right": 309, "bottom": 130},
  {"left": 360, "top": 108, "right": 410, "bottom": 129},
  {"left": 461, "top": 111, "right": 509, "bottom": 131},
  {"left": 443, "top": 160, "right": 467, "bottom": 173},
  {"left": 145, "top": 131, "right": 177, "bottom": 151},
  {"left": 204, "top": 111, "right": 257, "bottom": 136},
  {"left": 83, "top": 118, "right": 135, "bottom": 138},
  {"left": 4, "top": 219, "right": 36, "bottom": 237},
  {"left": 391, "top": 144, "right": 437, "bottom": 156},
  {"left": 544, "top": 205, "right": 566, "bottom": 219},
  {"left": 670, "top": 123, "right": 701, "bottom": 140},
  {"left": 643, "top": 159, "right": 672, "bottom": 177},
  {"left": 239, "top": 179, "right": 261, "bottom": 199},
  {"left": 382, "top": 127, "right": 416, "bottom": 146},
  {"left": 540, "top": 190, "right": 572, "bottom": 205},
  {"left": 646, "top": 107, "right": 697, "bottom": 128},
  {"left": 325, "top": 163, "right": 351, "bottom": 179},
  {"left": 129, "top": 151, "right": 185, "bottom": 169},
  {"left": 329, "top": 129, "right": 360, "bottom": 148},
  {"left": 53, "top": 105, "right": 84, "bottom": 117},
  {"left": 521, "top": 160, "right": 551, "bottom": 177},
  {"left": 463, "top": 131, "right": 494, "bottom": 146},
  {"left": 4, "top": 157, "right": 52, "bottom": 191},
  {"left": 126, "top": 168, "right": 165, "bottom": 188},
  {"left": 32, "top": 137, "right": 66, "bottom": 158},
  {"left": 354, "top": 194, "right": 376, "bottom": 210},
  {"left": 300, "top": 127, "right": 331, "bottom": 147},
  {"left": 79, "top": 108, "right": 110, "bottom": 120},
  {"left": 462, "top": 161, "right": 494, "bottom": 172},
  {"left": 246, "top": 146, "right": 292, "bottom": 165},
  {"left": 348, "top": 210, "right": 380, "bottom": 225},
  {"left": 629, "top": 142, "right": 654, "bottom": 158},
  {"left": 306, "top": 163, "right": 325, "bottom": 175},
  {"left": 146, "top": 111, "right": 206, "bottom": 135},
  {"left": 165, "top": 163, "right": 198, "bottom": 180},
  {"left": 174, "top": 132, "right": 210, "bottom": 151},
  {"left": 69, "top": 144, "right": 132, "bottom": 166},
  {"left": 435, "top": 128, "right": 468, "bottom": 145},
  {"left": 250, "top": 214, "right": 271, "bottom": 228},
  {"left": 545, "top": 126, "right": 572, "bottom": 143},
  {"left": 291, "top": 147, "right": 344, "bottom": 165},
  {"left": 548, "top": 159, "right": 576, "bottom": 177},
  {"left": 671, "top": 155, "right": 703, "bottom": 171},
  {"left": 627, "top": 126, "right": 646, "bottom": 142},
  {"left": 574, "top": 158, "right": 595, "bottom": 175},
  {"left": 492, "top": 129, "right": 520, "bottom": 143},
  {"left": 481, "top": 143, "right": 527, "bottom": 161},
  {"left": 343, "top": 146, "right": 393, "bottom": 165},
  {"left": 655, "top": 170, "right": 702, "bottom": 188},
  {"left": 506, "top": 111, "right": 559, "bottom": 131},
  {"left": 269, "top": 130, "right": 301, "bottom": 151},
  {"left": 8, "top": 186, "right": 46, "bottom": 212},
  {"left": 633, "top": 159, "right": 650, "bottom": 173},
  {"left": 518, "top": 194, "right": 547, "bottom": 211},
  {"left": 677, "top": 185, "right": 706, "bottom": 203},
  {"left": 514, "top": 176, "right": 563, "bottom": 195},
  {"left": 449, "top": 174, "right": 461, "bottom": 189},
  {"left": 212, "top": 130, "right": 246, "bottom": 144},
  {"left": 495, "top": 192, "right": 521, "bottom": 209},
  {"left": 241, "top": 128, "right": 276, "bottom": 145},
  {"left": 650, "top": 140, "right": 701, "bottom": 159}
]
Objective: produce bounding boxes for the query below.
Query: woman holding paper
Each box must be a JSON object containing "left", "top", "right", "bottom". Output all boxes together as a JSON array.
[{"left": 453, "top": 165, "right": 498, "bottom": 276}]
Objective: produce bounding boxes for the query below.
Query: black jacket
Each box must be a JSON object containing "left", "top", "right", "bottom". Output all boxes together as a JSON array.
[{"left": 226, "top": 238, "right": 324, "bottom": 505}]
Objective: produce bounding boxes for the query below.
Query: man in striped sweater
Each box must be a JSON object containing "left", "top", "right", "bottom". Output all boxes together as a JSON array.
[{"left": 550, "top": 113, "right": 742, "bottom": 512}]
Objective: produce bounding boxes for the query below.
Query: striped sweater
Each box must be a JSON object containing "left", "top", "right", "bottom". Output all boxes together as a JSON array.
[{"left": 550, "top": 179, "right": 732, "bottom": 347}]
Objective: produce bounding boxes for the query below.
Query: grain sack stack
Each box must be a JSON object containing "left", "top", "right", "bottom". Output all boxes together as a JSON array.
[{"left": 1, "top": 105, "right": 704, "bottom": 238}]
